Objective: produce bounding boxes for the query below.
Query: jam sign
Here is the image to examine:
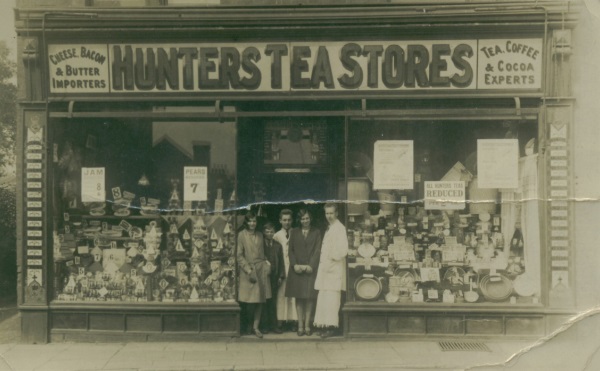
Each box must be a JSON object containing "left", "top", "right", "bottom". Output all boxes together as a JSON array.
[{"left": 81, "top": 167, "right": 106, "bottom": 202}]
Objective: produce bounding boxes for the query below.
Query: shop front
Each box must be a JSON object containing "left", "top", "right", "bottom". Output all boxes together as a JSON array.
[{"left": 15, "top": 1, "right": 580, "bottom": 343}]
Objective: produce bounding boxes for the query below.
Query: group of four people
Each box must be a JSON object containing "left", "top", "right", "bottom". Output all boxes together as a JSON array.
[{"left": 237, "top": 203, "right": 349, "bottom": 339}]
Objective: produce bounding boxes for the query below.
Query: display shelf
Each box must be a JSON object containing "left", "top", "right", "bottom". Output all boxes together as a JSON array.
[
  {"left": 77, "top": 236, "right": 144, "bottom": 241},
  {"left": 80, "top": 215, "right": 161, "bottom": 220},
  {"left": 343, "top": 301, "right": 544, "bottom": 313},
  {"left": 49, "top": 301, "right": 240, "bottom": 311}
]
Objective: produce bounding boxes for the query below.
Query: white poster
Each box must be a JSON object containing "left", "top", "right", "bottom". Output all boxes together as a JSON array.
[
  {"left": 184, "top": 167, "right": 208, "bottom": 201},
  {"left": 424, "top": 181, "right": 466, "bottom": 210},
  {"left": 81, "top": 167, "right": 106, "bottom": 203},
  {"left": 373, "top": 140, "right": 413, "bottom": 190},
  {"left": 477, "top": 139, "right": 519, "bottom": 189}
]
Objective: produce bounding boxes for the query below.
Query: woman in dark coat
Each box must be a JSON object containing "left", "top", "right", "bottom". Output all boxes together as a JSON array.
[
  {"left": 237, "top": 211, "right": 271, "bottom": 338},
  {"left": 285, "top": 209, "right": 321, "bottom": 336}
]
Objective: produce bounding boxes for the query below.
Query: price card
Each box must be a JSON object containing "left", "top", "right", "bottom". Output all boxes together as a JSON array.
[
  {"left": 81, "top": 167, "right": 106, "bottom": 202},
  {"left": 184, "top": 167, "right": 208, "bottom": 202}
]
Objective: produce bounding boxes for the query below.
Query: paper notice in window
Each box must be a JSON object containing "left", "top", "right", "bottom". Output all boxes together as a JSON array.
[
  {"left": 184, "top": 167, "right": 208, "bottom": 201},
  {"left": 81, "top": 167, "right": 106, "bottom": 202},
  {"left": 374, "top": 140, "right": 414, "bottom": 190},
  {"left": 477, "top": 139, "right": 519, "bottom": 189},
  {"left": 424, "top": 181, "right": 465, "bottom": 210}
]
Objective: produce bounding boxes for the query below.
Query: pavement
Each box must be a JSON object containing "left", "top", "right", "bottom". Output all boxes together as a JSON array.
[{"left": 1, "top": 312, "right": 599, "bottom": 371}]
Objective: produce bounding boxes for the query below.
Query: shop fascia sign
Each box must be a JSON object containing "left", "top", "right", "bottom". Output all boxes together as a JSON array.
[{"left": 48, "top": 39, "right": 542, "bottom": 95}]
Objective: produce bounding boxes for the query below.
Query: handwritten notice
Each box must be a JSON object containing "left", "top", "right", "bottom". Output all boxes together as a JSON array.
[
  {"left": 374, "top": 140, "right": 413, "bottom": 190},
  {"left": 477, "top": 139, "right": 518, "bottom": 189},
  {"left": 81, "top": 167, "right": 106, "bottom": 202},
  {"left": 424, "top": 181, "right": 465, "bottom": 210},
  {"left": 184, "top": 167, "right": 208, "bottom": 201}
]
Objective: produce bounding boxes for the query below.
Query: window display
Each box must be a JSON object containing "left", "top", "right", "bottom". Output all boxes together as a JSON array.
[
  {"left": 347, "top": 120, "right": 541, "bottom": 305},
  {"left": 51, "top": 119, "right": 237, "bottom": 303}
]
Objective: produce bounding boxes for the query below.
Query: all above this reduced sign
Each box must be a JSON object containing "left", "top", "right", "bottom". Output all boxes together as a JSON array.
[{"left": 424, "top": 181, "right": 465, "bottom": 210}]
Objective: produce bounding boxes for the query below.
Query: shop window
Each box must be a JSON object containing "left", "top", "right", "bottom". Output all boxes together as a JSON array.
[
  {"left": 346, "top": 119, "right": 541, "bottom": 306},
  {"left": 51, "top": 118, "right": 237, "bottom": 303}
]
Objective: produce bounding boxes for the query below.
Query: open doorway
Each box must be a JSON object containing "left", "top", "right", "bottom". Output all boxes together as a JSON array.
[{"left": 237, "top": 117, "right": 346, "bottom": 339}]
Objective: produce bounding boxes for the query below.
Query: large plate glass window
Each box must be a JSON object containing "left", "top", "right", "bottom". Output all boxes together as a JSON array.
[
  {"left": 51, "top": 117, "right": 237, "bottom": 304},
  {"left": 346, "top": 119, "right": 541, "bottom": 306}
]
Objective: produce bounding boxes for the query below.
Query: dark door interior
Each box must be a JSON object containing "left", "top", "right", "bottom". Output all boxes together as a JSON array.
[{"left": 237, "top": 116, "right": 345, "bottom": 207}]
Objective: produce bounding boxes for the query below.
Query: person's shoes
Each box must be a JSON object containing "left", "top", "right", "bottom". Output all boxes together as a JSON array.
[
  {"left": 320, "top": 330, "right": 331, "bottom": 339},
  {"left": 260, "top": 328, "right": 269, "bottom": 335},
  {"left": 291, "top": 323, "right": 298, "bottom": 332},
  {"left": 273, "top": 327, "right": 283, "bottom": 334},
  {"left": 305, "top": 328, "right": 312, "bottom": 336},
  {"left": 297, "top": 329, "right": 305, "bottom": 336},
  {"left": 252, "top": 328, "right": 263, "bottom": 339}
]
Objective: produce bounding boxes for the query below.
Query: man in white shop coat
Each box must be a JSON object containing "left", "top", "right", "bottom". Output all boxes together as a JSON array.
[{"left": 313, "top": 203, "right": 348, "bottom": 338}]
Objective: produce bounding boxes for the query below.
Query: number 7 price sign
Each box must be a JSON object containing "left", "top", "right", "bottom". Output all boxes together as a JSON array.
[
  {"left": 81, "top": 167, "right": 106, "bottom": 202},
  {"left": 184, "top": 167, "right": 208, "bottom": 202}
]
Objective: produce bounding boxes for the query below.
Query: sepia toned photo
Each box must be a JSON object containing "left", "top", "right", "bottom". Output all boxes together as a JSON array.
[{"left": 1, "top": 1, "right": 600, "bottom": 370}]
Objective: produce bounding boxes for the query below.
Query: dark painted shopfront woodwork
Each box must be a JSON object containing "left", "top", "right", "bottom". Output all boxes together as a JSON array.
[{"left": 14, "top": 1, "right": 578, "bottom": 343}]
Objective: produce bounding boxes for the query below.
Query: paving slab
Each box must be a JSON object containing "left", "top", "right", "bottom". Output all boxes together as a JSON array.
[
  {"left": 389, "top": 340, "right": 439, "bottom": 354},
  {"left": 340, "top": 341, "right": 395, "bottom": 350},
  {"left": 151, "top": 359, "right": 211, "bottom": 369},
  {"left": 315, "top": 342, "right": 344, "bottom": 350},
  {"left": 164, "top": 343, "right": 228, "bottom": 352},
  {"left": 49, "top": 346, "right": 122, "bottom": 362},
  {"left": 323, "top": 348, "right": 405, "bottom": 366},
  {"left": 121, "top": 343, "right": 167, "bottom": 351},
  {"left": 0, "top": 357, "right": 13, "bottom": 371},
  {"left": 209, "top": 353, "right": 263, "bottom": 367},
  {"left": 183, "top": 350, "right": 259, "bottom": 362},
  {"left": 262, "top": 349, "right": 330, "bottom": 366},
  {"left": 110, "top": 349, "right": 185, "bottom": 361},
  {"left": 34, "top": 358, "right": 110, "bottom": 371},
  {"left": 103, "top": 359, "right": 157, "bottom": 369},
  {"left": 276, "top": 341, "right": 320, "bottom": 351},
  {"left": 495, "top": 340, "right": 539, "bottom": 358},
  {"left": 0, "top": 345, "right": 15, "bottom": 355},
  {"left": 226, "top": 342, "right": 278, "bottom": 352},
  {"left": 2, "top": 348, "right": 61, "bottom": 371},
  {"left": 481, "top": 340, "right": 599, "bottom": 371}
]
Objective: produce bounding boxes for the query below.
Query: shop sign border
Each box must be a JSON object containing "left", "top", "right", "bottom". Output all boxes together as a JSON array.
[{"left": 47, "top": 38, "right": 543, "bottom": 96}]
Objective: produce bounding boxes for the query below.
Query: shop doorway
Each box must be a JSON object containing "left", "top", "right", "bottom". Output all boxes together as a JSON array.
[{"left": 237, "top": 116, "right": 346, "bottom": 338}]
